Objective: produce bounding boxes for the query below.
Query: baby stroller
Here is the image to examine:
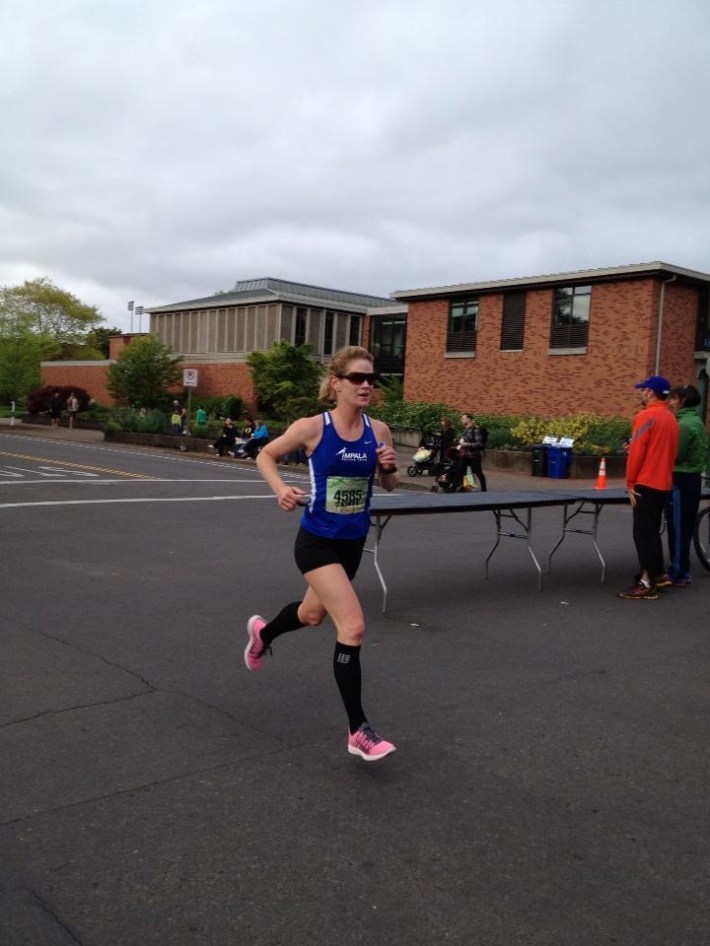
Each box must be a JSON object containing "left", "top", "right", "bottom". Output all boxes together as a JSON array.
[
  {"left": 431, "top": 447, "right": 478, "bottom": 493},
  {"left": 406, "top": 433, "right": 441, "bottom": 477},
  {"left": 431, "top": 447, "right": 461, "bottom": 492}
]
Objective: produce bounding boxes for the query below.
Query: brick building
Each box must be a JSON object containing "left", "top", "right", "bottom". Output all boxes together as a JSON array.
[
  {"left": 392, "top": 261, "right": 710, "bottom": 422},
  {"left": 42, "top": 262, "right": 710, "bottom": 425}
]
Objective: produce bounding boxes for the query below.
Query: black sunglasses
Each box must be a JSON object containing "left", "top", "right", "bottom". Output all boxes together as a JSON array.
[{"left": 339, "top": 372, "right": 377, "bottom": 386}]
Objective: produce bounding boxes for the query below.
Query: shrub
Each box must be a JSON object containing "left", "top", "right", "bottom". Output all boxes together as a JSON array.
[
  {"left": 135, "top": 409, "right": 167, "bottom": 434},
  {"left": 369, "top": 400, "right": 454, "bottom": 433},
  {"left": 26, "top": 384, "right": 91, "bottom": 414},
  {"left": 281, "top": 395, "right": 322, "bottom": 421},
  {"left": 485, "top": 427, "right": 527, "bottom": 450},
  {"left": 510, "top": 412, "right": 631, "bottom": 454},
  {"left": 368, "top": 399, "right": 631, "bottom": 456},
  {"left": 107, "top": 408, "right": 167, "bottom": 434},
  {"left": 84, "top": 401, "right": 110, "bottom": 419},
  {"left": 223, "top": 395, "right": 244, "bottom": 420}
]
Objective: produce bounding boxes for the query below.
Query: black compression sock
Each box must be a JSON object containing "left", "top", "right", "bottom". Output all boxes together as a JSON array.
[
  {"left": 333, "top": 642, "right": 366, "bottom": 734},
  {"left": 261, "top": 601, "right": 306, "bottom": 648}
]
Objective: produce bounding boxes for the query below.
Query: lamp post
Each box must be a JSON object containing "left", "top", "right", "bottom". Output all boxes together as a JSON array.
[
  {"left": 128, "top": 300, "right": 134, "bottom": 333},
  {"left": 136, "top": 305, "right": 144, "bottom": 332}
]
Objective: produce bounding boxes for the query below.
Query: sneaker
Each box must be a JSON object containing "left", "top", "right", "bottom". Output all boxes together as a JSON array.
[
  {"left": 244, "top": 615, "right": 268, "bottom": 671},
  {"left": 617, "top": 582, "right": 659, "bottom": 600},
  {"left": 654, "top": 574, "right": 673, "bottom": 588},
  {"left": 347, "top": 724, "right": 396, "bottom": 761},
  {"left": 671, "top": 575, "right": 692, "bottom": 587}
]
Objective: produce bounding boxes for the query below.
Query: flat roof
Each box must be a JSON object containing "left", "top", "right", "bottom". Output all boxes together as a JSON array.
[
  {"left": 391, "top": 261, "right": 710, "bottom": 301},
  {"left": 147, "top": 277, "right": 392, "bottom": 314}
]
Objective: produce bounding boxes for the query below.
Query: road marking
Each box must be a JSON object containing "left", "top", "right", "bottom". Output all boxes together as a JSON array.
[
  {"left": 0, "top": 450, "right": 158, "bottom": 479},
  {"left": 0, "top": 495, "right": 274, "bottom": 509},
  {"left": 0, "top": 477, "right": 280, "bottom": 486},
  {"left": 3, "top": 464, "right": 100, "bottom": 478}
]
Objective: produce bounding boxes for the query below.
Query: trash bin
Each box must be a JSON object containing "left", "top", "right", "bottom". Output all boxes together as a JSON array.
[
  {"left": 531, "top": 444, "right": 549, "bottom": 477},
  {"left": 547, "top": 445, "right": 574, "bottom": 478}
]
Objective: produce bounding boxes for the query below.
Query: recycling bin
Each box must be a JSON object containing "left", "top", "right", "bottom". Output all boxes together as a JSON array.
[
  {"left": 547, "top": 445, "right": 574, "bottom": 478},
  {"left": 530, "top": 444, "right": 549, "bottom": 477}
]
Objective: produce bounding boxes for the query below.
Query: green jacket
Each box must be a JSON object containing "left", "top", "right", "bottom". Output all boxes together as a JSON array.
[{"left": 674, "top": 406, "right": 708, "bottom": 474}]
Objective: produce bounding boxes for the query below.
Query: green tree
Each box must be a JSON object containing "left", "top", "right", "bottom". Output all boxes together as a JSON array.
[
  {"left": 0, "top": 278, "right": 103, "bottom": 357},
  {"left": 247, "top": 341, "right": 323, "bottom": 416},
  {"left": 86, "top": 326, "right": 123, "bottom": 358},
  {"left": 107, "top": 335, "right": 183, "bottom": 408},
  {"left": 0, "top": 324, "right": 55, "bottom": 400}
]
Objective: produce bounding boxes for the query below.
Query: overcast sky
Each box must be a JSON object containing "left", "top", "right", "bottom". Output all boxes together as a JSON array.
[{"left": 2, "top": 0, "right": 709, "bottom": 333}]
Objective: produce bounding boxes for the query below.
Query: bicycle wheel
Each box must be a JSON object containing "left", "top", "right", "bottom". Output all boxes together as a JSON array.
[{"left": 693, "top": 505, "right": 710, "bottom": 572}]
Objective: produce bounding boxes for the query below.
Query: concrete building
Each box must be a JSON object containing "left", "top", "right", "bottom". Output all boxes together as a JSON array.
[{"left": 42, "top": 277, "right": 392, "bottom": 410}]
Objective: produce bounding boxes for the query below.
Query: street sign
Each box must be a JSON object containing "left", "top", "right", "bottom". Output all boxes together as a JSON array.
[{"left": 183, "top": 368, "right": 199, "bottom": 388}]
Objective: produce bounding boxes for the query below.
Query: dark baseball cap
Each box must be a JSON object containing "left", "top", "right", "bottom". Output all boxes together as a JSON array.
[{"left": 634, "top": 376, "right": 671, "bottom": 395}]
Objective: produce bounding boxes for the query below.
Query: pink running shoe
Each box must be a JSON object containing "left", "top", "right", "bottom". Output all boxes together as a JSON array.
[
  {"left": 347, "top": 724, "right": 396, "bottom": 762},
  {"left": 244, "top": 615, "right": 268, "bottom": 672}
]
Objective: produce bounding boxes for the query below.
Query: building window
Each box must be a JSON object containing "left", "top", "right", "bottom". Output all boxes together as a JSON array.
[
  {"left": 370, "top": 315, "right": 406, "bottom": 379},
  {"left": 447, "top": 299, "right": 478, "bottom": 353},
  {"left": 550, "top": 285, "right": 591, "bottom": 349},
  {"left": 500, "top": 291, "right": 526, "bottom": 350},
  {"left": 324, "top": 312, "right": 334, "bottom": 355},
  {"left": 294, "top": 307, "right": 307, "bottom": 346},
  {"left": 349, "top": 316, "right": 361, "bottom": 346}
]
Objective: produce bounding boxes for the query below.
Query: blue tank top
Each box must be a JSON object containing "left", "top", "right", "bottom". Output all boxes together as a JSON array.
[{"left": 300, "top": 412, "right": 378, "bottom": 540}]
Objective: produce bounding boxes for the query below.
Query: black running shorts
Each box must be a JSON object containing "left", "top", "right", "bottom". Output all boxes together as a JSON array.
[{"left": 294, "top": 527, "right": 367, "bottom": 580}]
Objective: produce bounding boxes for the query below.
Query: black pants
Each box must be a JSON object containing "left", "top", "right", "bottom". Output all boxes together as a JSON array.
[
  {"left": 214, "top": 436, "right": 236, "bottom": 456},
  {"left": 243, "top": 437, "right": 267, "bottom": 459},
  {"left": 453, "top": 452, "right": 487, "bottom": 491},
  {"left": 632, "top": 485, "right": 668, "bottom": 580}
]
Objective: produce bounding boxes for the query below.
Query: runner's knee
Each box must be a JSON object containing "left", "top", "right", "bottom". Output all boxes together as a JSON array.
[
  {"left": 336, "top": 618, "right": 366, "bottom": 646},
  {"left": 298, "top": 603, "right": 326, "bottom": 627}
]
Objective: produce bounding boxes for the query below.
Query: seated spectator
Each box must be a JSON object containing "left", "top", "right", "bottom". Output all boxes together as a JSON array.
[
  {"left": 283, "top": 446, "right": 308, "bottom": 465},
  {"left": 241, "top": 418, "right": 269, "bottom": 459},
  {"left": 211, "top": 418, "right": 238, "bottom": 457}
]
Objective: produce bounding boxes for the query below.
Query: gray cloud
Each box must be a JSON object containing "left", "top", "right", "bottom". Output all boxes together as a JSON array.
[{"left": 2, "top": 0, "right": 709, "bottom": 331}]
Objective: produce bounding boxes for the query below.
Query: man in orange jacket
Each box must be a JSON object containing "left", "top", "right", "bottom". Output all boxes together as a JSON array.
[{"left": 618, "top": 375, "right": 679, "bottom": 600}]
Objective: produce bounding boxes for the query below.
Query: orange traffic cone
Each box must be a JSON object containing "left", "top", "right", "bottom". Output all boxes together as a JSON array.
[{"left": 594, "top": 456, "right": 607, "bottom": 490}]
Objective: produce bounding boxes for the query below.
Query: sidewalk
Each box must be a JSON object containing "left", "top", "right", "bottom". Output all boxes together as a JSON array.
[
  {"left": 0, "top": 419, "right": 624, "bottom": 491},
  {"left": 0, "top": 417, "right": 105, "bottom": 443}
]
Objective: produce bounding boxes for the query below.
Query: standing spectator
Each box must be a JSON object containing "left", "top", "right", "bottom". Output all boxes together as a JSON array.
[
  {"left": 664, "top": 384, "right": 709, "bottom": 586},
  {"left": 439, "top": 416, "right": 456, "bottom": 465},
  {"left": 195, "top": 405, "right": 208, "bottom": 426},
  {"left": 66, "top": 392, "right": 79, "bottom": 429},
  {"left": 170, "top": 401, "right": 184, "bottom": 435},
  {"left": 617, "top": 376, "right": 679, "bottom": 600},
  {"left": 242, "top": 417, "right": 270, "bottom": 459},
  {"left": 453, "top": 413, "right": 487, "bottom": 492},
  {"left": 48, "top": 391, "right": 63, "bottom": 428}
]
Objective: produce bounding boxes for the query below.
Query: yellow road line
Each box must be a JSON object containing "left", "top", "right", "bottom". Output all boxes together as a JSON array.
[{"left": 0, "top": 450, "right": 157, "bottom": 479}]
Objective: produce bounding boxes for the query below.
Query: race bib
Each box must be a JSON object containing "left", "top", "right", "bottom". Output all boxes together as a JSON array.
[{"left": 326, "top": 476, "right": 368, "bottom": 515}]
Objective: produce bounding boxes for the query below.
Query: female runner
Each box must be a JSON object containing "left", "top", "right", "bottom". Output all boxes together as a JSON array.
[{"left": 245, "top": 346, "right": 399, "bottom": 761}]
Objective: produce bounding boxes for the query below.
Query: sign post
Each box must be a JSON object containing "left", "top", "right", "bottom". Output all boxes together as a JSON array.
[{"left": 183, "top": 369, "right": 199, "bottom": 433}]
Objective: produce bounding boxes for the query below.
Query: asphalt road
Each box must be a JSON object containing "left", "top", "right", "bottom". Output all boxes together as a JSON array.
[{"left": 1, "top": 428, "right": 708, "bottom": 946}]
